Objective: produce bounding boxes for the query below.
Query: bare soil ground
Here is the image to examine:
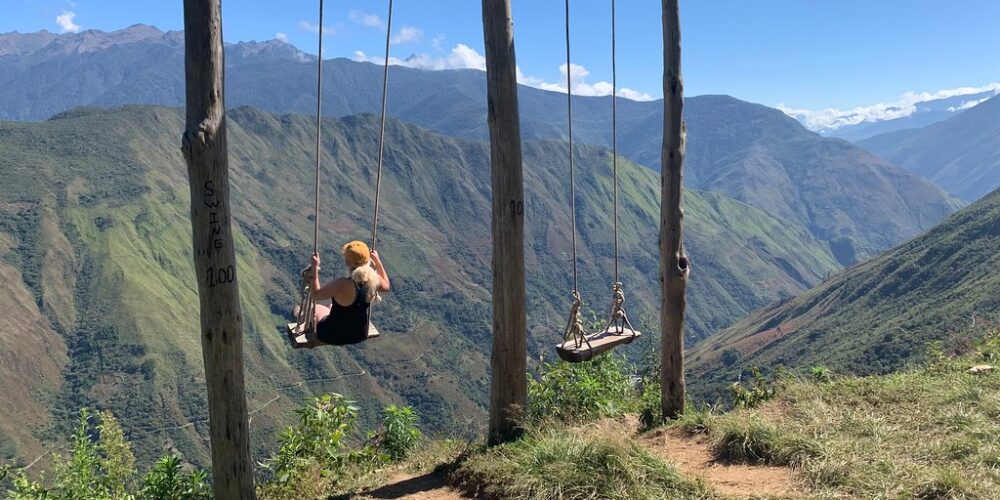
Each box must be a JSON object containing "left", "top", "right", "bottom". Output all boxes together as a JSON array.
[
  {"left": 642, "top": 427, "right": 802, "bottom": 499},
  {"left": 350, "top": 471, "right": 464, "bottom": 500}
]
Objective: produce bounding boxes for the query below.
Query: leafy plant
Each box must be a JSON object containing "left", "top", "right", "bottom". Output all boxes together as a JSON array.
[
  {"left": 528, "top": 353, "right": 637, "bottom": 423},
  {"left": 729, "top": 367, "right": 777, "bottom": 409},
  {"left": 371, "top": 405, "right": 422, "bottom": 462},
  {"left": 139, "top": 455, "right": 211, "bottom": 500},
  {"left": 268, "top": 393, "right": 361, "bottom": 486},
  {"left": 810, "top": 366, "right": 833, "bottom": 383},
  {"left": 671, "top": 403, "right": 715, "bottom": 435},
  {"left": 47, "top": 409, "right": 137, "bottom": 499}
]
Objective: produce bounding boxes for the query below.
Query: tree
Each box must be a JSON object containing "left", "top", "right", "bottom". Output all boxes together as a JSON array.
[
  {"left": 660, "top": 0, "right": 690, "bottom": 420},
  {"left": 181, "top": 0, "right": 255, "bottom": 497},
  {"left": 481, "top": 0, "right": 528, "bottom": 445}
]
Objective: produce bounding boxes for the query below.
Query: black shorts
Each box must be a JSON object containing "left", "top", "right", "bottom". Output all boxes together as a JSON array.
[{"left": 316, "top": 317, "right": 369, "bottom": 346}]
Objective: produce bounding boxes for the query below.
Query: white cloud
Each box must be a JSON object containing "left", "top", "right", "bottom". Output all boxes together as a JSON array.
[
  {"left": 947, "top": 96, "right": 991, "bottom": 112},
  {"left": 275, "top": 32, "right": 288, "bottom": 42},
  {"left": 297, "top": 20, "right": 334, "bottom": 36},
  {"left": 354, "top": 43, "right": 485, "bottom": 71},
  {"left": 778, "top": 83, "right": 1000, "bottom": 131},
  {"left": 431, "top": 34, "right": 445, "bottom": 51},
  {"left": 391, "top": 26, "right": 423, "bottom": 45},
  {"left": 55, "top": 10, "right": 80, "bottom": 33},
  {"left": 516, "top": 62, "right": 655, "bottom": 101},
  {"left": 349, "top": 10, "right": 384, "bottom": 28},
  {"left": 352, "top": 44, "right": 655, "bottom": 102}
]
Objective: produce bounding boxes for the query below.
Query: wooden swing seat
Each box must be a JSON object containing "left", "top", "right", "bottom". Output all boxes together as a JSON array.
[
  {"left": 286, "top": 321, "right": 381, "bottom": 349},
  {"left": 556, "top": 325, "right": 641, "bottom": 363}
]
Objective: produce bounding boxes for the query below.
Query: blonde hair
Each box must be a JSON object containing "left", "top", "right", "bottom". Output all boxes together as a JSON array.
[{"left": 351, "top": 263, "right": 382, "bottom": 304}]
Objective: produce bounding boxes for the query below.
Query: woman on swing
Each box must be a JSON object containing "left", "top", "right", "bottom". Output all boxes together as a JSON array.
[{"left": 307, "top": 240, "right": 390, "bottom": 345}]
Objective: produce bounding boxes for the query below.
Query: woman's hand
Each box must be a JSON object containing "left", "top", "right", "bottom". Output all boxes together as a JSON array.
[
  {"left": 311, "top": 252, "right": 321, "bottom": 275},
  {"left": 370, "top": 250, "right": 381, "bottom": 265}
]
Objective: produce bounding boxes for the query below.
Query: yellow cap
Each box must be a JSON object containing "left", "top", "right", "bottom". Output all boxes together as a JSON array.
[{"left": 342, "top": 240, "right": 371, "bottom": 269}]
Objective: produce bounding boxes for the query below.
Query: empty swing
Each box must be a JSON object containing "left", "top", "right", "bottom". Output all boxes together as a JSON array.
[
  {"left": 555, "top": 0, "right": 640, "bottom": 363},
  {"left": 287, "top": 0, "right": 395, "bottom": 348}
]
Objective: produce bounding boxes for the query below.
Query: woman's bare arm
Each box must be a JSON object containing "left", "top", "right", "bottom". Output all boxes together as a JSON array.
[
  {"left": 371, "top": 250, "right": 391, "bottom": 292},
  {"left": 310, "top": 253, "right": 350, "bottom": 301}
]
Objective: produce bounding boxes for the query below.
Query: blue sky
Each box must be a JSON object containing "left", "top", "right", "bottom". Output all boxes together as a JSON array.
[{"left": 5, "top": 0, "right": 1000, "bottom": 127}]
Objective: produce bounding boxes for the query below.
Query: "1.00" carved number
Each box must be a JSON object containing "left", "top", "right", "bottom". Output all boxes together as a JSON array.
[{"left": 206, "top": 265, "right": 236, "bottom": 288}]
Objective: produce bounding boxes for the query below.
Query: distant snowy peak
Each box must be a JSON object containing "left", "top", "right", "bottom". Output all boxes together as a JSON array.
[
  {"left": 0, "top": 25, "right": 312, "bottom": 63},
  {"left": 779, "top": 84, "right": 1000, "bottom": 142}
]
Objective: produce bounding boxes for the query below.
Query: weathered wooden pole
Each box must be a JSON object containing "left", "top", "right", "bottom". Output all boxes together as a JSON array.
[
  {"left": 660, "top": 0, "right": 690, "bottom": 420},
  {"left": 481, "top": 0, "right": 527, "bottom": 445},
  {"left": 181, "top": 0, "right": 256, "bottom": 497}
]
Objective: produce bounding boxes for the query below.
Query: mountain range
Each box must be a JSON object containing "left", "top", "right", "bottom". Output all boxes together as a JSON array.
[
  {"left": 0, "top": 25, "right": 987, "bottom": 470},
  {"left": 0, "top": 25, "right": 963, "bottom": 264},
  {"left": 859, "top": 95, "right": 1000, "bottom": 202},
  {"left": 688, "top": 184, "right": 1000, "bottom": 402},
  {"left": 0, "top": 104, "right": 849, "bottom": 468},
  {"left": 816, "top": 90, "right": 999, "bottom": 142}
]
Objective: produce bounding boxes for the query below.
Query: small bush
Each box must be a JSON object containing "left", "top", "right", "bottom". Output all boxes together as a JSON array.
[
  {"left": 810, "top": 366, "right": 833, "bottom": 383},
  {"left": 729, "top": 367, "right": 777, "bottom": 409},
  {"left": 453, "top": 427, "right": 713, "bottom": 500},
  {"left": 267, "top": 393, "right": 361, "bottom": 486},
  {"left": 637, "top": 375, "right": 662, "bottom": 429},
  {"left": 712, "top": 417, "right": 818, "bottom": 466},
  {"left": 672, "top": 403, "right": 715, "bottom": 435},
  {"left": 712, "top": 418, "right": 783, "bottom": 464},
  {"left": 528, "top": 353, "right": 637, "bottom": 423},
  {"left": 913, "top": 468, "right": 973, "bottom": 499},
  {"left": 371, "top": 405, "right": 422, "bottom": 462},
  {"left": 0, "top": 410, "right": 210, "bottom": 500},
  {"left": 140, "top": 455, "right": 212, "bottom": 499}
]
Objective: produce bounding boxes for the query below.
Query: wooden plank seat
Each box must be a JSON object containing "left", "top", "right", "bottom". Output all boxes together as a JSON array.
[
  {"left": 555, "top": 325, "right": 641, "bottom": 363},
  {"left": 286, "top": 321, "right": 381, "bottom": 349}
]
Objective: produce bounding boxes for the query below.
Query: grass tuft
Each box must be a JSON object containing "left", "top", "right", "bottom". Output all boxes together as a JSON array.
[{"left": 453, "top": 425, "right": 715, "bottom": 500}]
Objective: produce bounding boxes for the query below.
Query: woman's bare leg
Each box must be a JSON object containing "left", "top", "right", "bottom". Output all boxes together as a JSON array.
[{"left": 314, "top": 303, "right": 331, "bottom": 323}]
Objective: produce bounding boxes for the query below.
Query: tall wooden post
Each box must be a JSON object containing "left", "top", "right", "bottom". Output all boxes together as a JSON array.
[
  {"left": 181, "top": 1, "right": 256, "bottom": 497},
  {"left": 482, "top": 0, "right": 527, "bottom": 445},
  {"left": 660, "top": 0, "right": 689, "bottom": 420}
]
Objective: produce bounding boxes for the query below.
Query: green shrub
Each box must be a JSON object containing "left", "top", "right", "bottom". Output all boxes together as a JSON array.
[
  {"left": 453, "top": 427, "right": 713, "bottom": 500},
  {"left": 268, "top": 393, "right": 361, "bottom": 485},
  {"left": 0, "top": 409, "right": 209, "bottom": 500},
  {"left": 810, "top": 366, "right": 833, "bottom": 383},
  {"left": 46, "top": 409, "right": 136, "bottom": 499},
  {"left": 528, "top": 353, "right": 637, "bottom": 423},
  {"left": 712, "top": 417, "right": 818, "bottom": 466},
  {"left": 671, "top": 403, "right": 715, "bottom": 435},
  {"left": 371, "top": 405, "right": 422, "bottom": 462},
  {"left": 139, "top": 455, "right": 211, "bottom": 499},
  {"left": 637, "top": 374, "right": 662, "bottom": 429},
  {"left": 729, "top": 367, "right": 777, "bottom": 409}
]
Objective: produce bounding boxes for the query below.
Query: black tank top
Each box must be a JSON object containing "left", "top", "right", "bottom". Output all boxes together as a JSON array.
[{"left": 316, "top": 280, "right": 370, "bottom": 346}]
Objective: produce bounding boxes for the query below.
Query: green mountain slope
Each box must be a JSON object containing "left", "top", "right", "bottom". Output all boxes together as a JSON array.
[
  {"left": 0, "top": 28, "right": 962, "bottom": 265},
  {"left": 688, "top": 186, "right": 1000, "bottom": 401},
  {"left": 859, "top": 95, "right": 1000, "bottom": 202},
  {"left": 0, "top": 105, "right": 839, "bottom": 468}
]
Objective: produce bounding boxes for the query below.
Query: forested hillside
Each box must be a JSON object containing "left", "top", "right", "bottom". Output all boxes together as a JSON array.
[
  {"left": 860, "top": 95, "right": 1000, "bottom": 201},
  {"left": 0, "top": 105, "right": 844, "bottom": 468},
  {"left": 688, "top": 185, "right": 1000, "bottom": 402},
  {"left": 0, "top": 27, "right": 964, "bottom": 265}
]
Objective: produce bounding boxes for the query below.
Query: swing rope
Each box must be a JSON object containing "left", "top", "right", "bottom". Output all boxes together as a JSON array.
[
  {"left": 371, "top": 0, "right": 394, "bottom": 251},
  {"left": 602, "top": 0, "right": 636, "bottom": 340},
  {"left": 611, "top": 0, "right": 619, "bottom": 284},
  {"left": 565, "top": 0, "right": 579, "bottom": 296},
  {"left": 292, "top": 0, "right": 327, "bottom": 337},
  {"left": 562, "top": 0, "right": 588, "bottom": 348},
  {"left": 560, "top": 0, "right": 637, "bottom": 353}
]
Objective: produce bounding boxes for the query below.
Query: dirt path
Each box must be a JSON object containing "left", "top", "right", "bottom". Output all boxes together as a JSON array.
[
  {"left": 642, "top": 428, "right": 801, "bottom": 499},
  {"left": 351, "top": 472, "right": 465, "bottom": 500}
]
